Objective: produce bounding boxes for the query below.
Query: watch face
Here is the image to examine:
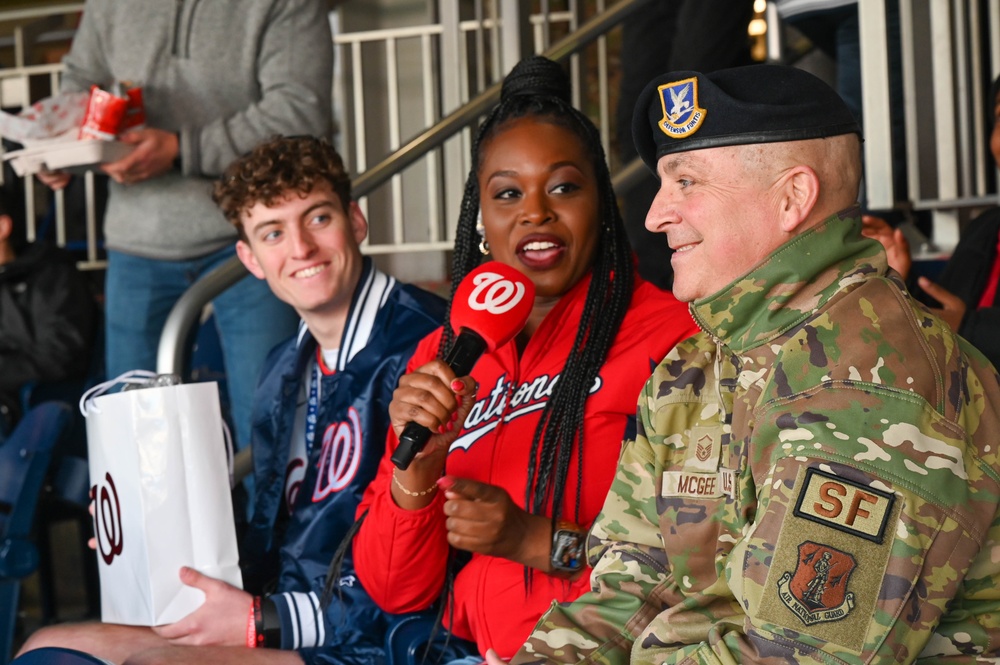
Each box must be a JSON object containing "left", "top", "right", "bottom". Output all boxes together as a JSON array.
[{"left": 552, "top": 529, "right": 585, "bottom": 571}]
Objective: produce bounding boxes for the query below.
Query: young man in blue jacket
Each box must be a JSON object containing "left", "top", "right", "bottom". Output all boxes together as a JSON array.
[{"left": 18, "top": 136, "right": 446, "bottom": 664}]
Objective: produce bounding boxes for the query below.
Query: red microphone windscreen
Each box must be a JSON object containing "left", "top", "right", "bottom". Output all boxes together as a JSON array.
[{"left": 450, "top": 261, "right": 535, "bottom": 352}]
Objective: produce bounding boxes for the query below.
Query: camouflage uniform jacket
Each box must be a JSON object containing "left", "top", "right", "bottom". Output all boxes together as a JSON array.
[{"left": 513, "top": 209, "right": 1000, "bottom": 665}]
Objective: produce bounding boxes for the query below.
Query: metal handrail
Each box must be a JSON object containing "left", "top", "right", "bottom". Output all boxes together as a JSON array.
[{"left": 156, "top": 0, "right": 654, "bottom": 377}]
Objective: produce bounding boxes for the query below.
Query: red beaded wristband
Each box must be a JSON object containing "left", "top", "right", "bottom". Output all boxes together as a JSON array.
[{"left": 246, "top": 597, "right": 257, "bottom": 648}]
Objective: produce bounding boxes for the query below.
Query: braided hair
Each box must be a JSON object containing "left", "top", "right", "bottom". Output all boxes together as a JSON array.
[{"left": 444, "top": 54, "right": 634, "bottom": 531}]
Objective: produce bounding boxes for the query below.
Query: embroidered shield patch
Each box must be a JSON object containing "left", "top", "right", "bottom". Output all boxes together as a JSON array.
[
  {"left": 777, "top": 541, "right": 856, "bottom": 625},
  {"left": 657, "top": 77, "right": 706, "bottom": 138}
]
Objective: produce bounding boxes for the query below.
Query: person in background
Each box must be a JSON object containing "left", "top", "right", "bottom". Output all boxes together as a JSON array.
[
  {"left": 353, "top": 55, "right": 699, "bottom": 664},
  {"left": 616, "top": 0, "right": 754, "bottom": 289},
  {"left": 36, "top": 0, "right": 333, "bottom": 472},
  {"left": 0, "top": 187, "right": 96, "bottom": 439},
  {"left": 861, "top": 72, "right": 1000, "bottom": 371},
  {"left": 775, "top": 0, "right": 908, "bottom": 224},
  {"left": 18, "top": 136, "right": 446, "bottom": 664},
  {"left": 498, "top": 64, "right": 1000, "bottom": 665}
]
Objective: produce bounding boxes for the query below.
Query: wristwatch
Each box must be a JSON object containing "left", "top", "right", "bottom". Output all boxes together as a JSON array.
[{"left": 550, "top": 520, "right": 586, "bottom": 572}]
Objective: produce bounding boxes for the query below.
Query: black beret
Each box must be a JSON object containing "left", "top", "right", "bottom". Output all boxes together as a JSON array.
[{"left": 632, "top": 64, "right": 861, "bottom": 172}]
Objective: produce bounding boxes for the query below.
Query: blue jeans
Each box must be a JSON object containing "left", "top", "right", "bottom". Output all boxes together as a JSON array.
[{"left": 104, "top": 246, "right": 299, "bottom": 460}]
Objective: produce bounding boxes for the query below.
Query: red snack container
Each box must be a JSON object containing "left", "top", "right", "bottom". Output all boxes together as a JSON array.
[
  {"left": 119, "top": 82, "right": 146, "bottom": 132},
  {"left": 79, "top": 85, "right": 127, "bottom": 141}
]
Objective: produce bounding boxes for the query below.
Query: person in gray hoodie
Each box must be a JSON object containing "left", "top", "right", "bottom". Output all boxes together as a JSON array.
[{"left": 38, "top": 0, "right": 333, "bottom": 463}]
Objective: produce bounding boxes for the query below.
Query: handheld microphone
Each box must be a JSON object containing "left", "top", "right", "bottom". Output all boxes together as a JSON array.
[{"left": 390, "top": 261, "right": 534, "bottom": 470}]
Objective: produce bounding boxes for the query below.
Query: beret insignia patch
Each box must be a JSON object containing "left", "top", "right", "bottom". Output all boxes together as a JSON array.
[{"left": 657, "top": 77, "right": 706, "bottom": 139}]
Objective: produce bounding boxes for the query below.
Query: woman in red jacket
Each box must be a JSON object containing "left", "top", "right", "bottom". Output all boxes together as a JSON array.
[{"left": 354, "top": 55, "right": 698, "bottom": 662}]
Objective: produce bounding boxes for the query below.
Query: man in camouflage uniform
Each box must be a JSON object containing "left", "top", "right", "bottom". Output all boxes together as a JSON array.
[{"left": 501, "top": 65, "right": 1000, "bottom": 664}]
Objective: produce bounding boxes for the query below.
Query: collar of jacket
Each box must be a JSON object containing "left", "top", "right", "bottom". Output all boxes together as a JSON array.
[
  {"left": 293, "top": 256, "right": 398, "bottom": 371},
  {"left": 690, "top": 206, "right": 888, "bottom": 354}
]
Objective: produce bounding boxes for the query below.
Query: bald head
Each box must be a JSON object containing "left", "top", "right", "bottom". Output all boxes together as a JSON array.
[{"left": 739, "top": 134, "right": 861, "bottom": 229}]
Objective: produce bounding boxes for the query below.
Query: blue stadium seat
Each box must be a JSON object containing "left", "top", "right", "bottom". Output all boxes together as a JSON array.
[
  {"left": 385, "top": 613, "right": 440, "bottom": 665},
  {"left": 0, "top": 402, "right": 72, "bottom": 664},
  {"left": 385, "top": 612, "right": 478, "bottom": 665}
]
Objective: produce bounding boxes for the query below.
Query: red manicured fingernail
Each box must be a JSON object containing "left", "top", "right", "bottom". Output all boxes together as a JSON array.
[
  {"left": 451, "top": 379, "right": 464, "bottom": 391},
  {"left": 437, "top": 424, "right": 446, "bottom": 434},
  {"left": 446, "top": 421, "right": 454, "bottom": 432},
  {"left": 451, "top": 411, "right": 458, "bottom": 422},
  {"left": 436, "top": 476, "right": 455, "bottom": 490}
]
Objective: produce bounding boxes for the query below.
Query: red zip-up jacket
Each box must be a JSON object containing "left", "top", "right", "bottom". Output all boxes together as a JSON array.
[{"left": 355, "top": 274, "right": 698, "bottom": 659}]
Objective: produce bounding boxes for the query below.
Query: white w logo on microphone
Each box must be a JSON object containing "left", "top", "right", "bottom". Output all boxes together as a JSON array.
[{"left": 468, "top": 272, "right": 526, "bottom": 314}]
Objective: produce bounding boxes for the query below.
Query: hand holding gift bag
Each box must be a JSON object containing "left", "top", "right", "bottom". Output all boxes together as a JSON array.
[{"left": 80, "top": 371, "right": 242, "bottom": 626}]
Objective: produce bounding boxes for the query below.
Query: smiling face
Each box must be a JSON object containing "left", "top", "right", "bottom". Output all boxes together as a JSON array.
[
  {"left": 645, "top": 145, "right": 789, "bottom": 302},
  {"left": 477, "top": 116, "right": 600, "bottom": 301},
  {"left": 236, "top": 182, "right": 367, "bottom": 329}
]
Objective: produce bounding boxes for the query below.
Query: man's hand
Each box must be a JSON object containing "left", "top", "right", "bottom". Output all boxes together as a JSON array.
[
  {"left": 152, "top": 567, "right": 252, "bottom": 646},
  {"left": 917, "top": 277, "right": 966, "bottom": 333},
  {"left": 862, "top": 215, "right": 912, "bottom": 280},
  {"left": 101, "top": 128, "right": 179, "bottom": 186},
  {"left": 485, "top": 648, "right": 509, "bottom": 665},
  {"left": 36, "top": 169, "right": 73, "bottom": 190},
  {"left": 439, "top": 476, "right": 552, "bottom": 571}
]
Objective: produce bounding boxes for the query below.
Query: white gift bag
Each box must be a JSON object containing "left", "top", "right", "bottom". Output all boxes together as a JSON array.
[{"left": 81, "top": 371, "right": 243, "bottom": 626}]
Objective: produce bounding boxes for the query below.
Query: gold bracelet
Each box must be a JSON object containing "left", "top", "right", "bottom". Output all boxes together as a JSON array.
[{"left": 392, "top": 470, "right": 438, "bottom": 497}]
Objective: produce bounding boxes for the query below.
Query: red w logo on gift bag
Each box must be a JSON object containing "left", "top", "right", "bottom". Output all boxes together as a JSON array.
[{"left": 92, "top": 472, "right": 124, "bottom": 565}]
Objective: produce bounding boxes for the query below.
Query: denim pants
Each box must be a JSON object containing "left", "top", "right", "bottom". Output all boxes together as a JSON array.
[{"left": 104, "top": 246, "right": 299, "bottom": 461}]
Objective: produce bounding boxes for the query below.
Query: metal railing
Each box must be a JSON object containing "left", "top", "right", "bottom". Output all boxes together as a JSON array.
[
  {"left": 0, "top": 1, "right": 618, "bottom": 269},
  {"left": 157, "top": 0, "right": 653, "bottom": 376}
]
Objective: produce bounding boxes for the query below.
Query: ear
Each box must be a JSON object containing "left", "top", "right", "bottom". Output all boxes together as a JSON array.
[
  {"left": 0, "top": 214, "right": 12, "bottom": 242},
  {"left": 235, "top": 239, "right": 266, "bottom": 280},
  {"left": 348, "top": 201, "right": 368, "bottom": 245},
  {"left": 777, "top": 165, "right": 820, "bottom": 233}
]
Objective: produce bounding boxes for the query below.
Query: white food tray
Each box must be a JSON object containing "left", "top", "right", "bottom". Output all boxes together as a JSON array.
[{"left": 3, "top": 139, "right": 133, "bottom": 176}]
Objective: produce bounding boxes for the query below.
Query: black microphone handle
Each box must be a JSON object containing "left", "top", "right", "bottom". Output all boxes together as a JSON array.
[{"left": 390, "top": 329, "right": 488, "bottom": 470}]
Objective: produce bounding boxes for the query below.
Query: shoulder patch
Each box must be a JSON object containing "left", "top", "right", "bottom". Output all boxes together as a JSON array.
[
  {"left": 777, "top": 541, "right": 856, "bottom": 625},
  {"left": 794, "top": 467, "right": 895, "bottom": 543},
  {"left": 757, "top": 464, "right": 902, "bottom": 651},
  {"left": 657, "top": 77, "right": 706, "bottom": 138}
]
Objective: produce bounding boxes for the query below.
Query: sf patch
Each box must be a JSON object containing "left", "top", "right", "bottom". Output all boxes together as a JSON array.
[
  {"left": 657, "top": 77, "right": 706, "bottom": 138},
  {"left": 794, "top": 467, "right": 895, "bottom": 543},
  {"left": 776, "top": 542, "right": 856, "bottom": 625},
  {"left": 757, "top": 465, "right": 901, "bottom": 651}
]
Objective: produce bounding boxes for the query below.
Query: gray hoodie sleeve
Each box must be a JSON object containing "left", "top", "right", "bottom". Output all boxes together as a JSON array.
[
  {"left": 59, "top": 0, "right": 113, "bottom": 93},
  {"left": 180, "top": 0, "right": 334, "bottom": 176}
]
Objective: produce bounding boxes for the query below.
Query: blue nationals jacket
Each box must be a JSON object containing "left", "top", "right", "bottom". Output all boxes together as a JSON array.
[{"left": 242, "top": 259, "right": 445, "bottom": 664}]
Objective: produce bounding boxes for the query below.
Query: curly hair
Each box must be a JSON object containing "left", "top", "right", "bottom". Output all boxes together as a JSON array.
[{"left": 213, "top": 135, "right": 352, "bottom": 241}]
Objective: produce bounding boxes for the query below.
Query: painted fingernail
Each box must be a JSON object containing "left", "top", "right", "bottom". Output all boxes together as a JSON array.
[
  {"left": 437, "top": 424, "right": 446, "bottom": 434},
  {"left": 451, "top": 379, "right": 464, "bottom": 391},
  {"left": 437, "top": 476, "right": 455, "bottom": 490},
  {"left": 451, "top": 411, "right": 458, "bottom": 422},
  {"left": 446, "top": 421, "right": 454, "bottom": 432}
]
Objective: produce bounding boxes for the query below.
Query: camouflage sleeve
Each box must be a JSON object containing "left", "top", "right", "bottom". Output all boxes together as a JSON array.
[
  {"left": 713, "top": 377, "right": 1000, "bottom": 664},
  {"left": 511, "top": 380, "right": 671, "bottom": 665}
]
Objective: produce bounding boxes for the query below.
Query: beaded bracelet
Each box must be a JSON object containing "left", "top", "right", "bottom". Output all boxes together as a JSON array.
[{"left": 392, "top": 470, "right": 438, "bottom": 497}]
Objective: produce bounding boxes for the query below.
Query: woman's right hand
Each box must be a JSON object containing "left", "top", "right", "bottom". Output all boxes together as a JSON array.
[{"left": 388, "top": 360, "right": 477, "bottom": 507}]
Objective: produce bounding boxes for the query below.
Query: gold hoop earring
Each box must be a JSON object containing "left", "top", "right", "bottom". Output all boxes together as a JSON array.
[{"left": 479, "top": 239, "right": 490, "bottom": 256}]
